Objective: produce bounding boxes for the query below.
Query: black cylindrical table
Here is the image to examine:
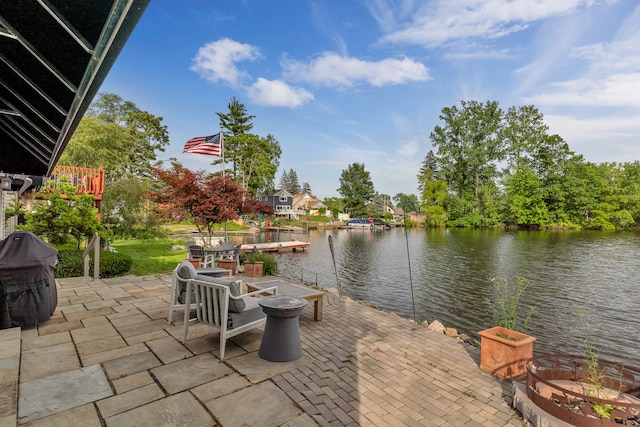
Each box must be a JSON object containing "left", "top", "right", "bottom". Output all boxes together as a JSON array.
[{"left": 258, "top": 295, "right": 308, "bottom": 362}]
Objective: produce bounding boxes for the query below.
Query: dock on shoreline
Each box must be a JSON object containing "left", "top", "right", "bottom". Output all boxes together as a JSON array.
[{"left": 240, "top": 240, "right": 310, "bottom": 252}]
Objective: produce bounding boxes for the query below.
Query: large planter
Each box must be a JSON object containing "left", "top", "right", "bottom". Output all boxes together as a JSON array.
[
  {"left": 243, "top": 261, "right": 264, "bottom": 277},
  {"left": 479, "top": 326, "right": 536, "bottom": 380},
  {"left": 524, "top": 354, "right": 640, "bottom": 426},
  {"left": 187, "top": 258, "right": 201, "bottom": 269},
  {"left": 217, "top": 259, "right": 237, "bottom": 275}
]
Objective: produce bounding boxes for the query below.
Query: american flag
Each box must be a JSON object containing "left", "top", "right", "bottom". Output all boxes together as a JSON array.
[{"left": 183, "top": 133, "right": 222, "bottom": 157}]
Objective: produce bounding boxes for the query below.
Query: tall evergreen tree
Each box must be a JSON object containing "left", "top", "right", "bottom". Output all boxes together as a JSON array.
[
  {"left": 279, "top": 170, "right": 290, "bottom": 190},
  {"left": 216, "top": 96, "right": 256, "bottom": 179},
  {"left": 417, "top": 150, "right": 438, "bottom": 193},
  {"left": 302, "top": 182, "right": 312, "bottom": 194},
  {"left": 216, "top": 98, "right": 281, "bottom": 195},
  {"left": 288, "top": 169, "right": 301, "bottom": 193},
  {"left": 338, "top": 163, "right": 375, "bottom": 216},
  {"left": 278, "top": 168, "right": 301, "bottom": 194}
]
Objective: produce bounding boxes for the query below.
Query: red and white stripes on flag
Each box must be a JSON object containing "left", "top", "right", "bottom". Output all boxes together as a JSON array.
[{"left": 183, "top": 133, "right": 222, "bottom": 157}]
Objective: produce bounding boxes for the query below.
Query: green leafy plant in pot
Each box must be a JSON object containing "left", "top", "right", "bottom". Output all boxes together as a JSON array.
[
  {"left": 244, "top": 252, "right": 277, "bottom": 276},
  {"left": 479, "top": 276, "right": 537, "bottom": 380}
]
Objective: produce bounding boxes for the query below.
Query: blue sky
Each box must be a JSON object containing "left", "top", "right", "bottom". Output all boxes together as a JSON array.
[{"left": 99, "top": 0, "right": 640, "bottom": 200}]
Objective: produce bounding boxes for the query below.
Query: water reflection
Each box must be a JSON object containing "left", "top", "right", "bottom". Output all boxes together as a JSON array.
[{"left": 244, "top": 227, "right": 639, "bottom": 367}]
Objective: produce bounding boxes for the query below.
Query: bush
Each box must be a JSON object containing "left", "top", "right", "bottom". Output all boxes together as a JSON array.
[
  {"left": 54, "top": 249, "right": 133, "bottom": 278},
  {"left": 55, "top": 250, "right": 84, "bottom": 278},
  {"left": 98, "top": 251, "right": 133, "bottom": 278},
  {"left": 246, "top": 252, "right": 277, "bottom": 275}
]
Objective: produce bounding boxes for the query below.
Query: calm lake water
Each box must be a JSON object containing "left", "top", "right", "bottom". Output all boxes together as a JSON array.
[{"left": 237, "top": 227, "right": 639, "bottom": 367}]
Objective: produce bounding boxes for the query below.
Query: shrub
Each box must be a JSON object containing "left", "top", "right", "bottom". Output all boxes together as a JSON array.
[
  {"left": 98, "top": 251, "right": 133, "bottom": 278},
  {"left": 54, "top": 249, "right": 132, "bottom": 278},
  {"left": 246, "top": 252, "right": 277, "bottom": 275},
  {"left": 55, "top": 250, "right": 84, "bottom": 278}
]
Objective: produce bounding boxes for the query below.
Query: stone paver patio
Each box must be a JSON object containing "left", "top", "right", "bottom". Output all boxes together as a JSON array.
[{"left": 0, "top": 273, "right": 526, "bottom": 426}]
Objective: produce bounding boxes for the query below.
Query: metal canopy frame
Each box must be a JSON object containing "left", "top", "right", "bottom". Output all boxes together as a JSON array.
[{"left": 0, "top": 0, "right": 150, "bottom": 177}]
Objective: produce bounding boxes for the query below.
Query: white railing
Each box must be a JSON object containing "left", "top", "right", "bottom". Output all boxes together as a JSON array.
[{"left": 275, "top": 208, "right": 299, "bottom": 220}]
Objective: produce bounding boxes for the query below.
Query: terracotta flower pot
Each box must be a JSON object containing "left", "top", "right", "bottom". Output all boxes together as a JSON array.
[
  {"left": 187, "top": 258, "right": 201, "bottom": 269},
  {"left": 478, "top": 326, "right": 536, "bottom": 380},
  {"left": 243, "top": 261, "right": 264, "bottom": 277},
  {"left": 217, "top": 259, "right": 237, "bottom": 275}
]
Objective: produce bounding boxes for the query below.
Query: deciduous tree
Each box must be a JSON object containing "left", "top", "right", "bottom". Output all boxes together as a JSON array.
[
  {"left": 430, "top": 100, "right": 504, "bottom": 201},
  {"left": 393, "top": 193, "right": 419, "bottom": 213},
  {"left": 60, "top": 93, "right": 169, "bottom": 238},
  {"left": 151, "top": 162, "right": 272, "bottom": 244},
  {"left": 62, "top": 93, "right": 169, "bottom": 180},
  {"left": 322, "top": 197, "right": 344, "bottom": 219}
]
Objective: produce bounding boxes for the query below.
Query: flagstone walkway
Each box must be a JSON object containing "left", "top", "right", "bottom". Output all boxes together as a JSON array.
[{"left": 0, "top": 273, "right": 525, "bottom": 426}]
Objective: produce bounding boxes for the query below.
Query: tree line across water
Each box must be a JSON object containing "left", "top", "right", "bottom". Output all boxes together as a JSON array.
[
  {"left": 9, "top": 95, "right": 639, "bottom": 248},
  {"left": 416, "top": 100, "right": 640, "bottom": 230}
]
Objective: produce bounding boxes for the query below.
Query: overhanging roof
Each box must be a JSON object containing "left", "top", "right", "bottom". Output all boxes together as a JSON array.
[{"left": 0, "top": 0, "right": 150, "bottom": 177}]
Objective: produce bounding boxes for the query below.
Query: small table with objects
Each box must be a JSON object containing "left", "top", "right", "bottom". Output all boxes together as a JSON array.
[{"left": 258, "top": 295, "right": 308, "bottom": 362}]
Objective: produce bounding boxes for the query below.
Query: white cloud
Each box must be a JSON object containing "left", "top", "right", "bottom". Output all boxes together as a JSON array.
[
  {"left": 246, "top": 78, "right": 314, "bottom": 108},
  {"left": 525, "top": 73, "right": 640, "bottom": 108},
  {"left": 377, "top": 0, "right": 602, "bottom": 47},
  {"left": 282, "top": 52, "right": 430, "bottom": 87},
  {"left": 545, "top": 113, "right": 640, "bottom": 162},
  {"left": 570, "top": 38, "right": 640, "bottom": 73},
  {"left": 443, "top": 47, "right": 516, "bottom": 60},
  {"left": 309, "top": 0, "right": 348, "bottom": 56},
  {"left": 391, "top": 112, "right": 413, "bottom": 135},
  {"left": 397, "top": 138, "right": 419, "bottom": 157},
  {"left": 547, "top": 113, "right": 640, "bottom": 142},
  {"left": 191, "top": 38, "right": 260, "bottom": 86},
  {"left": 523, "top": 19, "right": 640, "bottom": 109}
]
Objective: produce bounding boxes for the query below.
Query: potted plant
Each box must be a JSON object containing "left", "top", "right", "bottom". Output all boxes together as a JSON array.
[
  {"left": 243, "top": 259, "right": 264, "bottom": 277},
  {"left": 243, "top": 252, "right": 277, "bottom": 277},
  {"left": 479, "top": 277, "right": 537, "bottom": 380}
]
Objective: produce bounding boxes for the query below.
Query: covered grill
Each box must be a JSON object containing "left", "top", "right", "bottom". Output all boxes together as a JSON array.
[{"left": 0, "top": 231, "right": 58, "bottom": 328}]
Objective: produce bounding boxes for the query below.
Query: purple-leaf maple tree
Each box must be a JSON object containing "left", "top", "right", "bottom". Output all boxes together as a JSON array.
[{"left": 151, "top": 162, "right": 272, "bottom": 242}]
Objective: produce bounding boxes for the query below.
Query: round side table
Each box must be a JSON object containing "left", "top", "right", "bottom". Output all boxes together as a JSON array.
[{"left": 258, "top": 295, "right": 308, "bottom": 362}]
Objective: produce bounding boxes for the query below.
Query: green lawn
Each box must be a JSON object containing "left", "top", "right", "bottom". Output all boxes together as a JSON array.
[{"left": 112, "top": 239, "right": 187, "bottom": 275}]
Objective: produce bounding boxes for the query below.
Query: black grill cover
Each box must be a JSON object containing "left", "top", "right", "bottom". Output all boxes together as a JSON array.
[{"left": 0, "top": 231, "right": 58, "bottom": 328}]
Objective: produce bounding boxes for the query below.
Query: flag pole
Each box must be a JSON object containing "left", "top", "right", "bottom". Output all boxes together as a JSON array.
[
  {"left": 220, "top": 126, "right": 225, "bottom": 177},
  {"left": 220, "top": 126, "right": 228, "bottom": 241}
]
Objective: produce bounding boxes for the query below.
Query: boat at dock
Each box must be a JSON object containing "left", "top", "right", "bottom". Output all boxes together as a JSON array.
[
  {"left": 259, "top": 226, "right": 306, "bottom": 232},
  {"left": 240, "top": 240, "right": 310, "bottom": 253},
  {"left": 344, "top": 218, "right": 373, "bottom": 228},
  {"left": 342, "top": 217, "right": 391, "bottom": 229}
]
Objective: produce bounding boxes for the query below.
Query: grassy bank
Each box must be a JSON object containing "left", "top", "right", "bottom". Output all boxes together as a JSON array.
[{"left": 111, "top": 239, "right": 187, "bottom": 275}]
